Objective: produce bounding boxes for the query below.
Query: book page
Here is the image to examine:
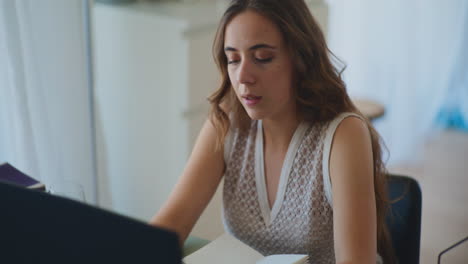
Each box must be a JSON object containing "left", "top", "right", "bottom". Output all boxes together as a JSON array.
[
  {"left": 256, "top": 254, "right": 309, "bottom": 264},
  {"left": 183, "top": 233, "right": 264, "bottom": 264}
]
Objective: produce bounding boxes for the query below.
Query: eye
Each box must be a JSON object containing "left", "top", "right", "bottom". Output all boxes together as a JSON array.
[
  {"left": 227, "top": 59, "right": 240, "bottom": 65},
  {"left": 255, "top": 57, "right": 273, "bottom": 64},
  {"left": 226, "top": 54, "right": 240, "bottom": 65},
  {"left": 254, "top": 51, "right": 274, "bottom": 64}
]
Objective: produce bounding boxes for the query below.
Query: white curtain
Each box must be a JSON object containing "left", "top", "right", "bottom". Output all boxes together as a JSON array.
[
  {"left": 0, "top": 0, "right": 97, "bottom": 203},
  {"left": 327, "top": 0, "right": 468, "bottom": 165}
]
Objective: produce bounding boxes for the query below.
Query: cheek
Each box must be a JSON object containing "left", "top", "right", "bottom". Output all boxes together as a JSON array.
[
  {"left": 227, "top": 71, "right": 239, "bottom": 99},
  {"left": 267, "top": 65, "right": 294, "bottom": 97},
  {"left": 228, "top": 70, "right": 239, "bottom": 92},
  {"left": 227, "top": 69, "right": 234, "bottom": 85}
]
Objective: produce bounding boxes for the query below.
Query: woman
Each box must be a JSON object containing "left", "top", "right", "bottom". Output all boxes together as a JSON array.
[{"left": 151, "top": 1, "right": 394, "bottom": 263}]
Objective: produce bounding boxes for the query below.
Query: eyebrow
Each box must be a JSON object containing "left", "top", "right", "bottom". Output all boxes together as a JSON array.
[{"left": 224, "top": 43, "right": 277, "bottom": 52}]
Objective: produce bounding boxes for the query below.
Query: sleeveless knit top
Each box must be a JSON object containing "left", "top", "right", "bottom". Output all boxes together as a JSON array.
[{"left": 222, "top": 112, "right": 382, "bottom": 264}]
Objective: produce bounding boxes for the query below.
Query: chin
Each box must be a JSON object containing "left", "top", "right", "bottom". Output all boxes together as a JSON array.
[{"left": 244, "top": 109, "right": 265, "bottom": 121}]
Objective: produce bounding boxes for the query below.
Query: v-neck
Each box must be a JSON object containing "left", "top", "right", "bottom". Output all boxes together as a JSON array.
[{"left": 254, "top": 120, "right": 309, "bottom": 226}]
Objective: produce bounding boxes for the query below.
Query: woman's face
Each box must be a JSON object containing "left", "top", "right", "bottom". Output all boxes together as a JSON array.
[{"left": 224, "top": 10, "right": 295, "bottom": 121}]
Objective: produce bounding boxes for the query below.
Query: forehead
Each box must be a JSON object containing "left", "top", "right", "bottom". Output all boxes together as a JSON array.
[{"left": 224, "top": 10, "right": 283, "bottom": 49}]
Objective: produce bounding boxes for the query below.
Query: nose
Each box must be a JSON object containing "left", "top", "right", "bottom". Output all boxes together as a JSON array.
[{"left": 236, "top": 60, "right": 256, "bottom": 85}]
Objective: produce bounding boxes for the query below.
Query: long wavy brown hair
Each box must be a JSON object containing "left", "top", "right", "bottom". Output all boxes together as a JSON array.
[{"left": 208, "top": 0, "right": 394, "bottom": 262}]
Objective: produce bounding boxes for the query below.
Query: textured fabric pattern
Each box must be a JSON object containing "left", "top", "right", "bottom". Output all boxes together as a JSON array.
[{"left": 223, "top": 120, "right": 335, "bottom": 264}]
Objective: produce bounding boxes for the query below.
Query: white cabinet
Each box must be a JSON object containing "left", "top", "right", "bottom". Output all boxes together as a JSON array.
[{"left": 93, "top": 1, "right": 219, "bottom": 226}]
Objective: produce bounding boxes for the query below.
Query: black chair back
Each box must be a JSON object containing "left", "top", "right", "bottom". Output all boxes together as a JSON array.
[{"left": 386, "top": 174, "right": 422, "bottom": 264}]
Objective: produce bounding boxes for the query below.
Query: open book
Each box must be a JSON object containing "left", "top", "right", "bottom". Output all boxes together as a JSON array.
[{"left": 183, "top": 233, "right": 308, "bottom": 264}]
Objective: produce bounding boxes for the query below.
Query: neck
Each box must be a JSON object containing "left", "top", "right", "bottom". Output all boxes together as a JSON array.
[{"left": 261, "top": 112, "right": 302, "bottom": 152}]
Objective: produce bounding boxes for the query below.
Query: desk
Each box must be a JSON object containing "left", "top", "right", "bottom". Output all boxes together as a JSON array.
[{"left": 184, "top": 236, "right": 210, "bottom": 257}]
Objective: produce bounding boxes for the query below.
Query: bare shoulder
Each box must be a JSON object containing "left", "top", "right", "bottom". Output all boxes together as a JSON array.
[
  {"left": 329, "top": 115, "right": 373, "bottom": 183},
  {"left": 191, "top": 118, "right": 224, "bottom": 164},
  {"left": 333, "top": 116, "right": 371, "bottom": 145}
]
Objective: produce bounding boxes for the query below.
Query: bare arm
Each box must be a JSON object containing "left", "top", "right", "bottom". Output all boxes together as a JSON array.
[
  {"left": 329, "top": 117, "right": 377, "bottom": 264},
  {"left": 150, "top": 119, "right": 225, "bottom": 244}
]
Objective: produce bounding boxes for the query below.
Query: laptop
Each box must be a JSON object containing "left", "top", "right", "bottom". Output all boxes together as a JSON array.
[{"left": 0, "top": 181, "right": 182, "bottom": 264}]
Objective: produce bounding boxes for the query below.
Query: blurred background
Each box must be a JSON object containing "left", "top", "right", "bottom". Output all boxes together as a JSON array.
[{"left": 0, "top": 0, "right": 466, "bottom": 263}]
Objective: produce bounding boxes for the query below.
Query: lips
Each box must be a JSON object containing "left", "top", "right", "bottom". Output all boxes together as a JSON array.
[{"left": 242, "top": 94, "right": 262, "bottom": 107}]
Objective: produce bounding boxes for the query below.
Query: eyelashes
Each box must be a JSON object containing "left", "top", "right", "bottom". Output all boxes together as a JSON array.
[
  {"left": 227, "top": 57, "right": 273, "bottom": 65},
  {"left": 255, "top": 57, "right": 273, "bottom": 63}
]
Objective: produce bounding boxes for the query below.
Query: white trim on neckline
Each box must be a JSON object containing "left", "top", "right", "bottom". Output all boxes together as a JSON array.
[{"left": 255, "top": 120, "right": 309, "bottom": 226}]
